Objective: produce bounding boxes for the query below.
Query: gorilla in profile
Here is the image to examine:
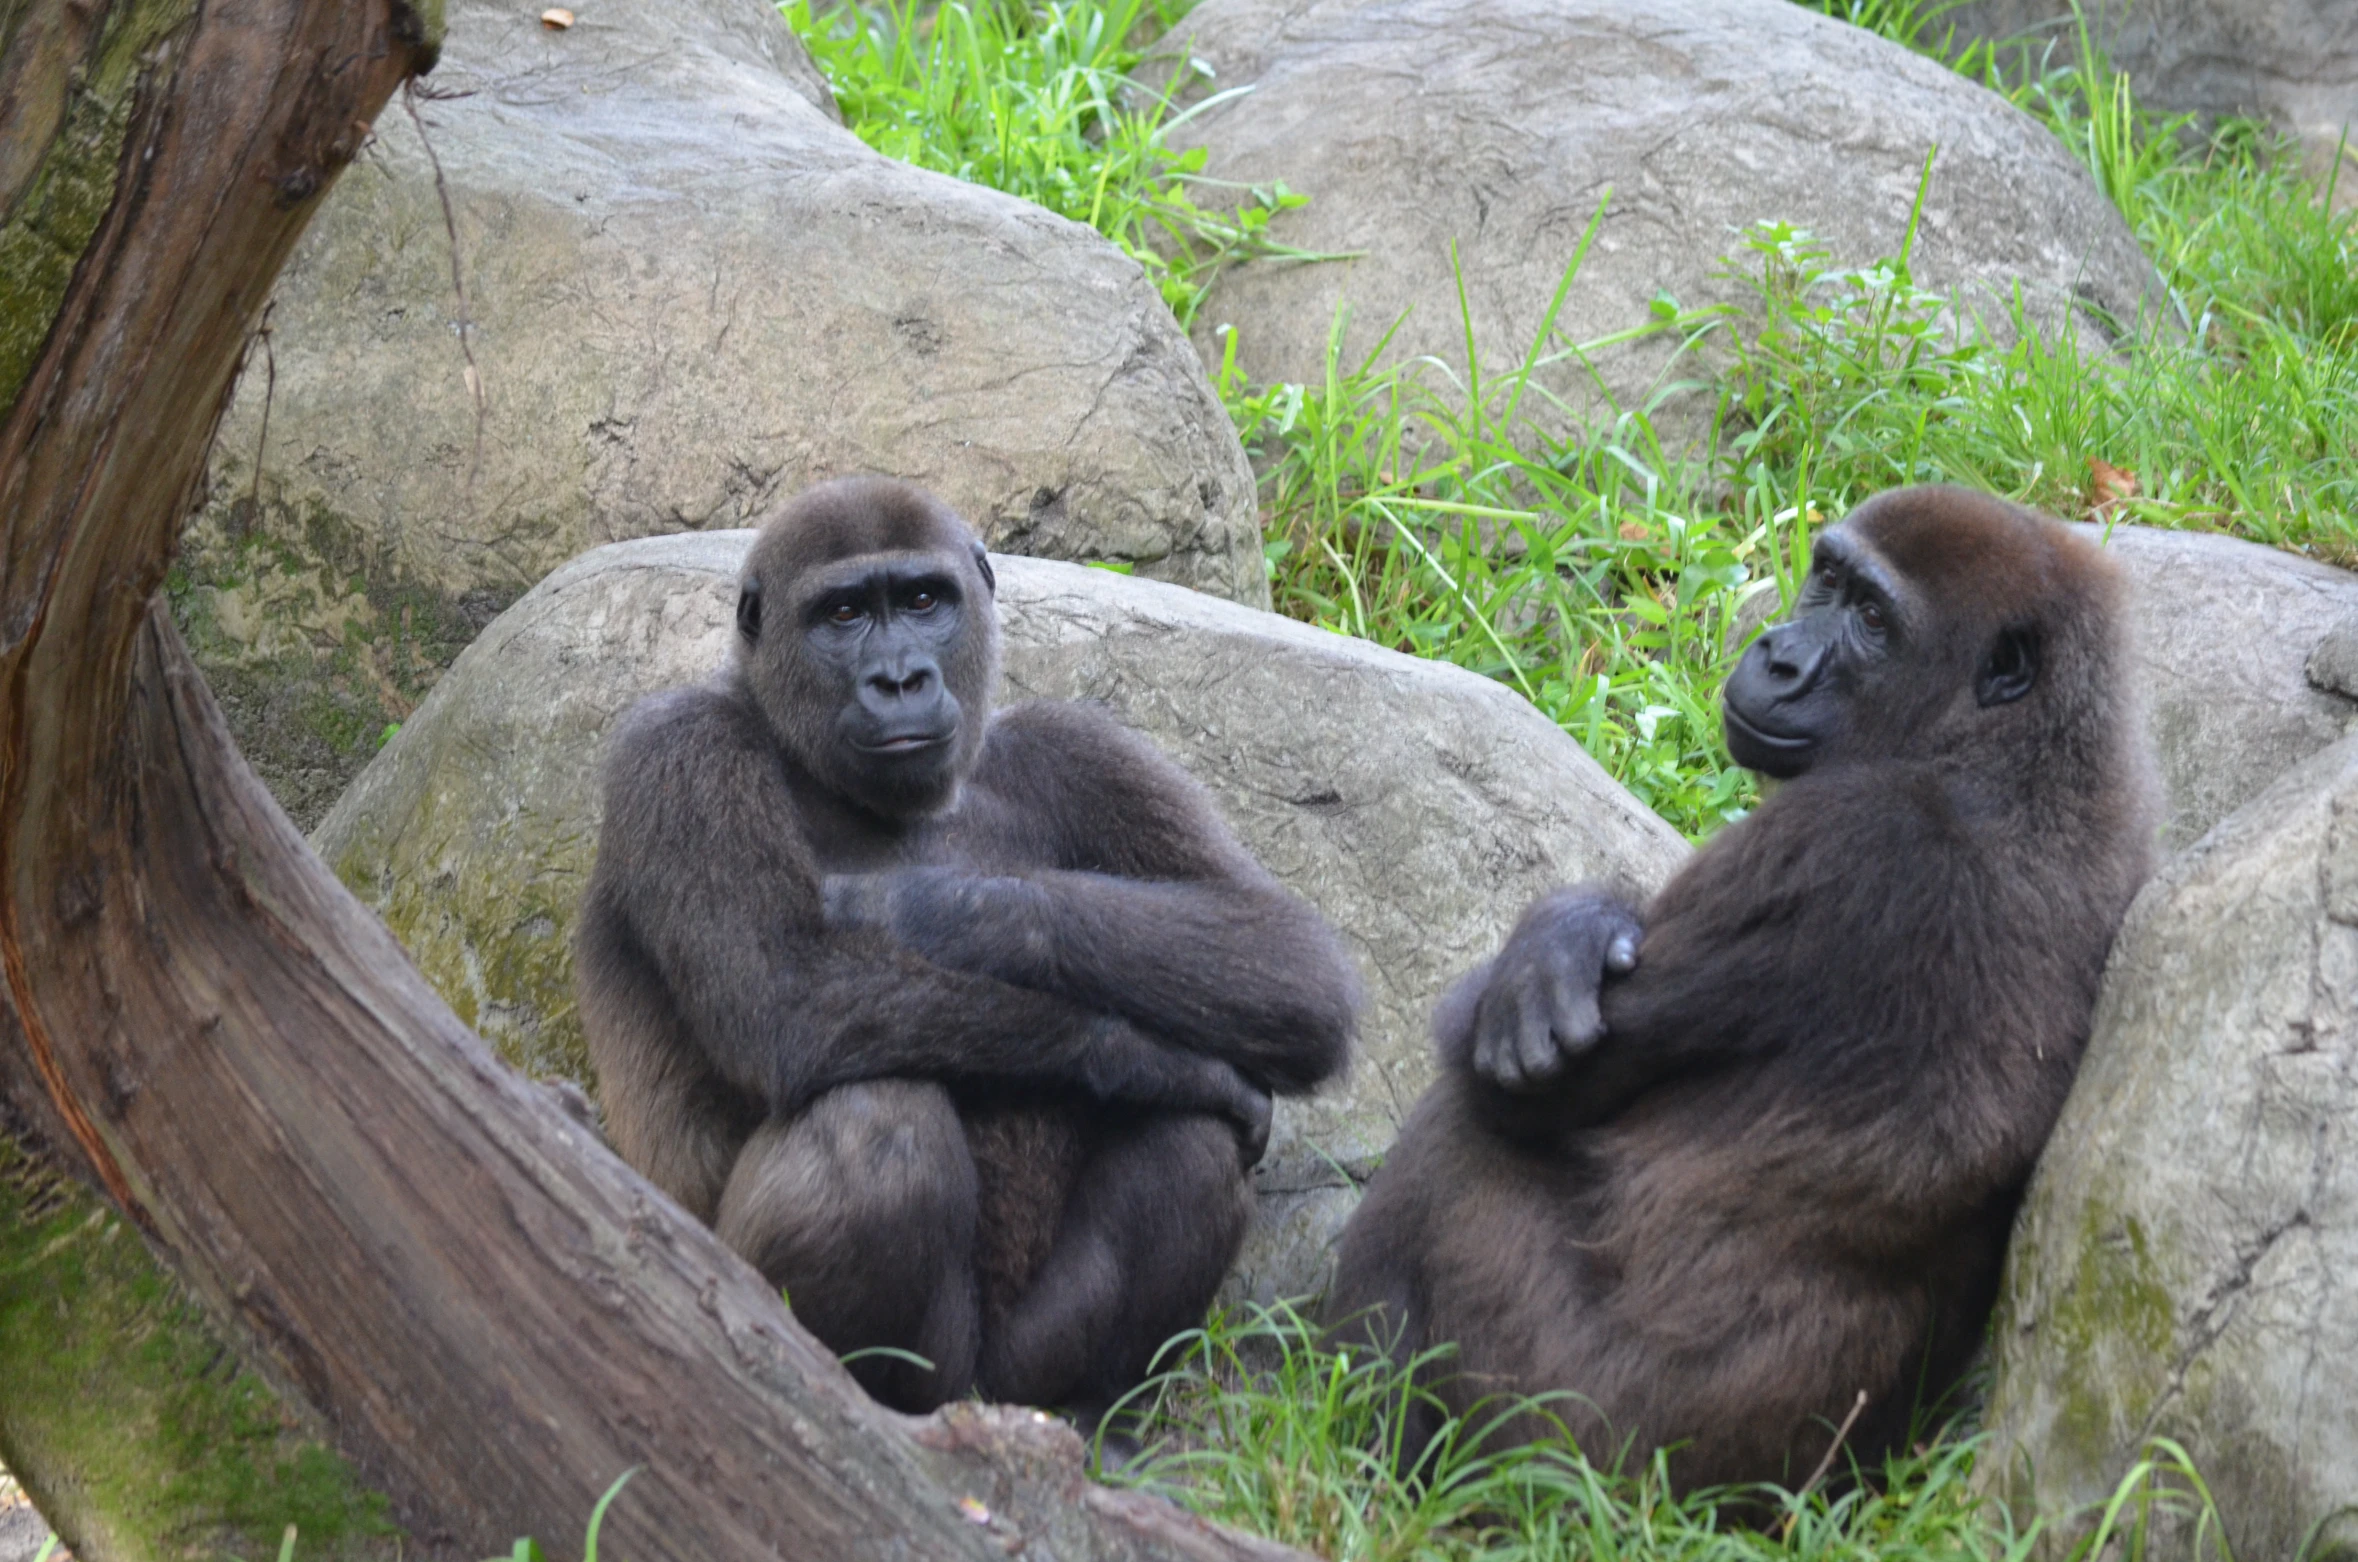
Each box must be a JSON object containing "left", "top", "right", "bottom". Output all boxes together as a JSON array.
[
  {"left": 1327, "top": 487, "right": 2159, "bottom": 1490},
  {"left": 575, "top": 477, "right": 1358, "bottom": 1415}
]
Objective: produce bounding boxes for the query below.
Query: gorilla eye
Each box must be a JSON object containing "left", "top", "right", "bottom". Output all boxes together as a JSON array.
[
  {"left": 909, "top": 590, "right": 939, "bottom": 612},
  {"left": 829, "top": 603, "right": 864, "bottom": 625},
  {"left": 1858, "top": 601, "right": 1886, "bottom": 632}
]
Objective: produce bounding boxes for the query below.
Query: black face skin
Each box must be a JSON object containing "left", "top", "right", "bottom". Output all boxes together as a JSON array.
[
  {"left": 1726, "top": 527, "right": 2045, "bottom": 781},
  {"left": 1326, "top": 486, "right": 2161, "bottom": 1503},
  {"left": 575, "top": 476, "right": 1359, "bottom": 1421},
  {"left": 797, "top": 554, "right": 974, "bottom": 809}
]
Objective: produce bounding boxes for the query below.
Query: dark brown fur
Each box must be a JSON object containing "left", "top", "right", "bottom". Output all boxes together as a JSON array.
[
  {"left": 576, "top": 477, "right": 1359, "bottom": 1413},
  {"left": 1326, "top": 487, "right": 2159, "bottom": 1491}
]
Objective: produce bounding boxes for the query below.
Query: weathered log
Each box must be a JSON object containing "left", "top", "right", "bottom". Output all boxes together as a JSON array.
[{"left": 0, "top": 1, "right": 1305, "bottom": 1557}]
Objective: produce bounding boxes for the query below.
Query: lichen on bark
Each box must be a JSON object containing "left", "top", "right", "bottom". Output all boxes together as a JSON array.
[{"left": 0, "top": 0, "right": 198, "bottom": 412}]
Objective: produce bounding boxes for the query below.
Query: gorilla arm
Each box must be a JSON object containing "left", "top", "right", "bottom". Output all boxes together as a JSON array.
[
  {"left": 823, "top": 703, "right": 1359, "bottom": 1093},
  {"left": 592, "top": 687, "right": 1272, "bottom": 1135},
  {"left": 1473, "top": 767, "right": 2038, "bottom": 1166}
]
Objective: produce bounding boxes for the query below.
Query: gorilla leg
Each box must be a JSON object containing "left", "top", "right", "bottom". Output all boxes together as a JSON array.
[
  {"left": 977, "top": 1113, "right": 1252, "bottom": 1412},
  {"left": 716, "top": 1079, "right": 981, "bottom": 1412}
]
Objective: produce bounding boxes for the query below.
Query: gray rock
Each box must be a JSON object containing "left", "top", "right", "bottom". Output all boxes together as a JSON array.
[
  {"left": 1141, "top": 0, "right": 2163, "bottom": 441},
  {"left": 314, "top": 534, "right": 1688, "bottom": 1303},
  {"left": 0, "top": 1477, "right": 50, "bottom": 1562},
  {"left": 1942, "top": 0, "right": 2358, "bottom": 198},
  {"left": 2310, "top": 612, "right": 2358, "bottom": 700},
  {"left": 2098, "top": 526, "right": 2358, "bottom": 849},
  {"left": 185, "top": 0, "right": 1262, "bottom": 831},
  {"left": 1981, "top": 731, "right": 2358, "bottom": 1559}
]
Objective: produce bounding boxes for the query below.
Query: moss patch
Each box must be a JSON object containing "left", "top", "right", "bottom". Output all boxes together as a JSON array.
[
  {"left": 331, "top": 787, "right": 593, "bottom": 1092},
  {"left": 169, "top": 490, "right": 515, "bottom": 830},
  {"left": 0, "top": 1129, "right": 402, "bottom": 1561},
  {"left": 2041, "top": 1205, "right": 2180, "bottom": 1476}
]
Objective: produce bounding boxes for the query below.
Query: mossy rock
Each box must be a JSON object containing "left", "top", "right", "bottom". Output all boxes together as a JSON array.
[
  {"left": 0, "top": 1129, "right": 400, "bottom": 1562},
  {"left": 1981, "top": 733, "right": 2358, "bottom": 1559}
]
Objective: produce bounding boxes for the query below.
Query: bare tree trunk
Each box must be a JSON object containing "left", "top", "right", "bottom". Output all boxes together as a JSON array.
[{"left": 0, "top": 2, "right": 1304, "bottom": 1559}]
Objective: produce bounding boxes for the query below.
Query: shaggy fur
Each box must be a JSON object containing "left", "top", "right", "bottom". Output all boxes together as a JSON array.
[
  {"left": 577, "top": 477, "right": 1359, "bottom": 1413},
  {"left": 1326, "top": 486, "right": 2160, "bottom": 1491}
]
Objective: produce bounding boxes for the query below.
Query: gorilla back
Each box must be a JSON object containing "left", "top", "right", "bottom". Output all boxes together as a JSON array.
[
  {"left": 576, "top": 477, "right": 1357, "bottom": 1415},
  {"left": 1326, "top": 487, "right": 2159, "bottom": 1491}
]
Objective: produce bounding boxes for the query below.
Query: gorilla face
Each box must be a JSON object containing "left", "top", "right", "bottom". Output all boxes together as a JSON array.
[
  {"left": 1724, "top": 522, "right": 2041, "bottom": 780},
  {"left": 1724, "top": 532, "right": 1897, "bottom": 778},
  {"left": 799, "top": 554, "right": 977, "bottom": 811},
  {"left": 733, "top": 477, "right": 1000, "bottom": 821}
]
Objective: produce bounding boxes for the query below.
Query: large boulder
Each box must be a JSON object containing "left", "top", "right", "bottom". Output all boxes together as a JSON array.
[
  {"left": 1981, "top": 732, "right": 2358, "bottom": 1558},
  {"left": 2100, "top": 527, "right": 2358, "bottom": 849},
  {"left": 182, "top": 0, "right": 1263, "bottom": 831},
  {"left": 1142, "top": 0, "right": 2162, "bottom": 438},
  {"left": 313, "top": 535, "right": 1688, "bottom": 1303},
  {"left": 1943, "top": 0, "right": 2358, "bottom": 195}
]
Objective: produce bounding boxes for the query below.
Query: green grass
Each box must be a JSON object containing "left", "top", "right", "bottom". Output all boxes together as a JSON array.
[
  {"left": 1102, "top": 1305, "right": 2237, "bottom": 1562},
  {"left": 782, "top": 0, "right": 1315, "bottom": 325}
]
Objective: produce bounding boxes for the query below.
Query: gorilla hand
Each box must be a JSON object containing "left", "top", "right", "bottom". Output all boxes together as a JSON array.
[
  {"left": 824, "top": 868, "right": 1045, "bottom": 984},
  {"left": 1438, "top": 887, "right": 1642, "bottom": 1093},
  {"left": 1078, "top": 1016, "right": 1272, "bottom": 1167}
]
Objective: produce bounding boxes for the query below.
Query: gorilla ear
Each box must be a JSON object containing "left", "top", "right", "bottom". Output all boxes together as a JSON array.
[
  {"left": 970, "top": 540, "right": 996, "bottom": 596},
  {"left": 736, "top": 579, "right": 762, "bottom": 643},
  {"left": 1977, "top": 625, "right": 2040, "bottom": 708}
]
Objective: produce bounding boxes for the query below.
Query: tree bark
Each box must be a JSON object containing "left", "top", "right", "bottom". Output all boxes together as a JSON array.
[{"left": 0, "top": 2, "right": 1307, "bottom": 1559}]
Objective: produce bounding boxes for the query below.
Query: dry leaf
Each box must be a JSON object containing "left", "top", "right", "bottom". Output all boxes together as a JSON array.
[
  {"left": 2088, "top": 457, "right": 2139, "bottom": 518},
  {"left": 1618, "top": 520, "right": 1648, "bottom": 542},
  {"left": 540, "top": 7, "right": 575, "bottom": 27}
]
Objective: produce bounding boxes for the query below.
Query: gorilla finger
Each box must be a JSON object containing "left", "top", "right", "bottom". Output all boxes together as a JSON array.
[
  {"left": 1472, "top": 988, "right": 1522, "bottom": 1088},
  {"left": 1431, "top": 967, "right": 1487, "bottom": 1071},
  {"left": 1543, "top": 963, "right": 1606, "bottom": 1055},
  {"left": 1233, "top": 1085, "right": 1275, "bottom": 1168},
  {"left": 1604, "top": 926, "right": 1642, "bottom": 975},
  {"left": 1515, "top": 996, "right": 1561, "bottom": 1085}
]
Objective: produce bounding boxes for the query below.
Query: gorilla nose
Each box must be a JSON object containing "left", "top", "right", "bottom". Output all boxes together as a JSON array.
[
  {"left": 1754, "top": 625, "right": 1827, "bottom": 695},
  {"left": 865, "top": 663, "right": 936, "bottom": 702}
]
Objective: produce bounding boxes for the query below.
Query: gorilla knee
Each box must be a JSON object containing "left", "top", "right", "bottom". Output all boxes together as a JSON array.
[
  {"left": 717, "top": 1080, "right": 978, "bottom": 1394},
  {"left": 982, "top": 1113, "right": 1251, "bottom": 1408}
]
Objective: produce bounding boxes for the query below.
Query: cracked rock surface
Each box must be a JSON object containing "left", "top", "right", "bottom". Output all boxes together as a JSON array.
[
  {"left": 1946, "top": 0, "right": 2358, "bottom": 199},
  {"left": 180, "top": 0, "right": 1261, "bottom": 831},
  {"left": 1142, "top": 0, "right": 2162, "bottom": 442},
  {"left": 1981, "top": 732, "right": 2358, "bottom": 1558},
  {"left": 311, "top": 532, "right": 1687, "bottom": 1304}
]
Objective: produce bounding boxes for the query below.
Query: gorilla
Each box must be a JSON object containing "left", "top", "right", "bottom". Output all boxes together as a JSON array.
[
  {"left": 1326, "top": 486, "right": 2159, "bottom": 1492},
  {"left": 575, "top": 477, "right": 1359, "bottom": 1415}
]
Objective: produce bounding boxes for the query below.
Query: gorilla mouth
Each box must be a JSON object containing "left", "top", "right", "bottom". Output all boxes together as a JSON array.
[
  {"left": 1723, "top": 704, "right": 1818, "bottom": 775},
  {"left": 1724, "top": 706, "right": 1811, "bottom": 749},
  {"left": 855, "top": 731, "right": 953, "bottom": 755}
]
